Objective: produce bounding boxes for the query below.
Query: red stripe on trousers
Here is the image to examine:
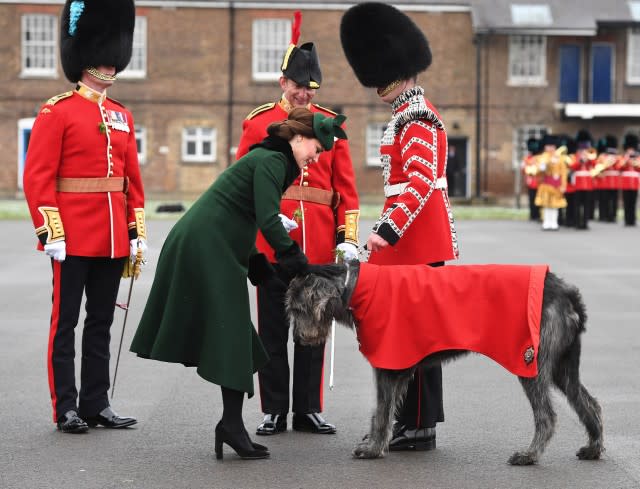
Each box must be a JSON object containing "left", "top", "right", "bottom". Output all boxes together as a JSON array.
[
  {"left": 416, "top": 367, "right": 422, "bottom": 427},
  {"left": 48, "top": 260, "right": 61, "bottom": 422}
]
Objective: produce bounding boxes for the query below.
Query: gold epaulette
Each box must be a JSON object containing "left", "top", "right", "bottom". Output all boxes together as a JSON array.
[
  {"left": 312, "top": 103, "right": 337, "bottom": 116},
  {"left": 246, "top": 103, "right": 276, "bottom": 120},
  {"left": 45, "top": 91, "right": 73, "bottom": 106}
]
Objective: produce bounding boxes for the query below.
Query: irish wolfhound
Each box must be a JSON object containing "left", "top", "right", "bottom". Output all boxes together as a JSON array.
[{"left": 285, "top": 260, "right": 603, "bottom": 464}]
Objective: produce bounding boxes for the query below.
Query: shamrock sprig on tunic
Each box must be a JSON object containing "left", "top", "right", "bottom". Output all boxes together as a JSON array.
[
  {"left": 98, "top": 122, "right": 107, "bottom": 134},
  {"left": 292, "top": 208, "right": 303, "bottom": 223}
]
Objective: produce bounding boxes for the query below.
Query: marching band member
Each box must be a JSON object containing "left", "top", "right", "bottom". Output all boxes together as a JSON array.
[
  {"left": 522, "top": 137, "right": 541, "bottom": 221},
  {"left": 571, "top": 130, "right": 596, "bottom": 230},
  {"left": 618, "top": 134, "right": 640, "bottom": 226},
  {"left": 559, "top": 135, "right": 576, "bottom": 227},
  {"left": 534, "top": 134, "right": 568, "bottom": 231},
  {"left": 594, "top": 135, "right": 619, "bottom": 222},
  {"left": 23, "top": 0, "right": 145, "bottom": 433}
]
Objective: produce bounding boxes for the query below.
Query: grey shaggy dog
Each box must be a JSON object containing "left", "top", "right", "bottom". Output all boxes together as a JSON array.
[{"left": 285, "top": 260, "right": 604, "bottom": 464}]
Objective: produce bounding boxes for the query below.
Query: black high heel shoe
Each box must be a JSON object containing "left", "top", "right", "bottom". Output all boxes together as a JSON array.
[{"left": 215, "top": 422, "right": 270, "bottom": 460}]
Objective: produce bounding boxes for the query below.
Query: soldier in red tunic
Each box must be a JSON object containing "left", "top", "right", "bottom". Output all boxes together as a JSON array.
[
  {"left": 571, "top": 130, "right": 596, "bottom": 230},
  {"left": 23, "top": 0, "right": 145, "bottom": 434},
  {"left": 617, "top": 134, "right": 640, "bottom": 226},
  {"left": 341, "top": 2, "right": 459, "bottom": 452},
  {"left": 237, "top": 12, "right": 360, "bottom": 437}
]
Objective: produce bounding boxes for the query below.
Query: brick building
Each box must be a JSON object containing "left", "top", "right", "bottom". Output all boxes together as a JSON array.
[{"left": 1, "top": 0, "right": 640, "bottom": 202}]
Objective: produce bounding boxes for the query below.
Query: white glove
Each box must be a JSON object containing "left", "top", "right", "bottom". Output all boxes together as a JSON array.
[
  {"left": 130, "top": 238, "right": 148, "bottom": 264},
  {"left": 44, "top": 241, "right": 66, "bottom": 262},
  {"left": 279, "top": 214, "right": 299, "bottom": 233},
  {"left": 336, "top": 242, "right": 358, "bottom": 261},
  {"left": 538, "top": 162, "right": 547, "bottom": 172}
]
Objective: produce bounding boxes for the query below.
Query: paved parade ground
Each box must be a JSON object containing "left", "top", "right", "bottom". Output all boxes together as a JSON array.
[{"left": 1, "top": 217, "right": 639, "bottom": 489}]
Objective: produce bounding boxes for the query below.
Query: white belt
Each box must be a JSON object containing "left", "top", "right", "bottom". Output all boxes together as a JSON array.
[
  {"left": 384, "top": 177, "right": 447, "bottom": 197},
  {"left": 622, "top": 171, "right": 639, "bottom": 177},
  {"left": 574, "top": 171, "right": 591, "bottom": 177}
]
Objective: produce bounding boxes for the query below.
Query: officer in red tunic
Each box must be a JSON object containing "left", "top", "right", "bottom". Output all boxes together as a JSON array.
[
  {"left": 23, "top": 0, "right": 145, "bottom": 434},
  {"left": 618, "top": 133, "right": 640, "bottom": 226},
  {"left": 237, "top": 12, "right": 360, "bottom": 436},
  {"left": 571, "top": 130, "right": 596, "bottom": 230},
  {"left": 341, "top": 2, "right": 459, "bottom": 451}
]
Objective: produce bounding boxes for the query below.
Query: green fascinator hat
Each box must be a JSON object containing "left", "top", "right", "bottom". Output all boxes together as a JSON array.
[{"left": 312, "top": 113, "right": 348, "bottom": 150}]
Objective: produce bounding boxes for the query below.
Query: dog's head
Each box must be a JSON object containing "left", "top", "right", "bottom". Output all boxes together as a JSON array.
[{"left": 286, "top": 261, "right": 357, "bottom": 346}]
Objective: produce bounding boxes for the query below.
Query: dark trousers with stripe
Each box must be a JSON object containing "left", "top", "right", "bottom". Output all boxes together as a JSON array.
[
  {"left": 396, "top": 261, "right": 445, "bottom": 429},
  {"left": 257, "top": 264, "right": 324, "bottom": 415},
  {"left": 48, "top": 256, "right": 125, "bottom": 422}
]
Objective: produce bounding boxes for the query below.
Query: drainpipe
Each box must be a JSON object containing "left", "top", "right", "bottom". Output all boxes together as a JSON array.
[
  {"left": 474, "top": 33, "right": 483, "bottom": 199},
  {"left": 226, "top": 2, "right": 236, "bottom": 167}
]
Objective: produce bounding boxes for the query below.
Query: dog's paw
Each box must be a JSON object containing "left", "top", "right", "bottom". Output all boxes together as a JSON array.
[
  {"left": 508, "top": 451, "right": 537, "bottom": 466},
  {"left": 352, "top": 441, "right": 384, "bottom": 459},
  {"left": 576, "top": 444, "right": 603, "bottom": 460}
]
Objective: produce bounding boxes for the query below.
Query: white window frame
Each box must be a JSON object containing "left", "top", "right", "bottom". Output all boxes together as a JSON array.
[
  {"left": 513, "top": 125, "right": 547, "bottom": 170},
  {"left": 508, "top": 35, "right": 547, "bottom": 86},
  {"left": 252, "top": 18, "right": 291, "bottom": 82},
  {"left": 626, "top": 27, "right": 640, "bottom": 85},
  {"left": 182, "top": 127, "right": 217, "bottom": 163},
  {"left": 18, "top": 118, "right": 36, "bottom": 190},
  {"left": 365, "top": 122, "right": 387, "bottom": 166},
  {"left": 118, "top": 16, "right": 147, "bottom": 79},
  {"left": 21, "top": 14, "right": 58, "bottom": 78},
  {"left": 135, "top": 126, "right": 147, "bottom": 164}
]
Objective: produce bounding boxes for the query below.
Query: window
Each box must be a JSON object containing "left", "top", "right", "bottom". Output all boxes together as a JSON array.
[
  {"left": 252, "top": 19, "right": 291, "bottom": 81},
  {"left": 21, "top": 14, "right": 57, "bottom": 78},
  {"left": 182, "top": 127, "right": 216, "bottom": 163},
  {"left": 627, "top": 28, "right": 640, "bottom": 85},
  {"left": 513, "top": 125, "right": 547, "bottom": 169},
  {"left": 135, "top": 126, "right": 147, "bottom": 164},
  {"left": 366, "top": 122, "right": 387, "bottom": 166},
  {"left": 18, "top": 118, "right": 36, "bottom": 190},
  {"left": 119, "top": 17, "right": 147, "bottom": 79},
  {"left": 508, "top": 35, "right": 546, "bottom": 86}
]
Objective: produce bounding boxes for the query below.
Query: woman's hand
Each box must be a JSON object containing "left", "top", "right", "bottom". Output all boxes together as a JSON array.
[{"left": 366, "top": 233, "right": 389, "bottom": 252}]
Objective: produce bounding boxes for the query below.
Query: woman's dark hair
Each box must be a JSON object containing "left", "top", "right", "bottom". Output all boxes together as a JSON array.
[{"left": 267, "top": 107, "right": 315, "bottom": 140}]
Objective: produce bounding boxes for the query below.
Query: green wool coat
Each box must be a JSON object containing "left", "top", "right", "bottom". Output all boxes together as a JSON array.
[{"left": 130, "top": 138, "right": 299, "bottom": 396}]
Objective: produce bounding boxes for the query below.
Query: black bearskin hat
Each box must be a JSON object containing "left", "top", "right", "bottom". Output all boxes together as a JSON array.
[
  {"left": 340, "top": 2, "right": 431, "bottom": 88},
  {"left": 596, "top": 135, "right": 618, "bottom": 154},
  {"left": 60, "top": 0, "right": 136, "bottom": 83},
  {"left": 281, "top": 12, "right": 322, "bottom": 89},
  {"left": 540, "top": 134, "right": 560, "bottom": 148},
  {"left": 526, "top": 137, "right": 539, "bottom": 154},
  {"left": 559, "top": 135, "right": 576, "bottom": 154},
  {"left": 575, "top": 129, "right": 593, "bottom": 149},
  {"left": 622, "top": 133, "right": 639, "bottom": 151}
]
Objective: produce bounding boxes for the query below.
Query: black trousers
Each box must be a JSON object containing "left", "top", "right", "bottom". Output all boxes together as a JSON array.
[
  {"left": 599, "top": 189, "right": 618, "bottom": 222},
  {"left": 562, "top": 193, "right": 576, "bottom": 227},
  {"left": 622, "top": 189, "right": 638, "bottom": 226},
  {"left": 257, "top": 265, "right": 324, "bottom": 415},
  {"left": 396, "top": 261, "right": 445, "bottom": 429},
  {"left": 573, "top": 190, "right": 592, "bottom": 229},
  {"left": 48, "top": 256, "right": 125, "bottom": 422},
  {"left": 527, "top": 187, "right": 540, "bottom": 221}
]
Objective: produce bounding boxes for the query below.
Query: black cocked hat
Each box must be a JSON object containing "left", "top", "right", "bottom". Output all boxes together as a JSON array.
[
  {"left": 340, "top": 2, "right": 431, "bottom": 88},
  {"left": 281, "top": 12, "right": 322, "bottom": 89},
  {"left": 60, "top": 0, "right": 135, "bottom": 83}
]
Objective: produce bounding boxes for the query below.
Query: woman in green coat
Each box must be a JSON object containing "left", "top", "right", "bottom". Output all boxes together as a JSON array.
[{"left": 130, "top": 108, "right": 347, "bottom": 460}]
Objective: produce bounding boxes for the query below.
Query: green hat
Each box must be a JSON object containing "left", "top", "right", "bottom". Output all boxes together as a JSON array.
[{"left": 312, "top": 113, "right": 347, "bottom": 150}]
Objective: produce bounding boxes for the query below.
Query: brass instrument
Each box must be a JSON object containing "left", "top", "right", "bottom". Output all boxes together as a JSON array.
[
  {"left": 528, "top": 145, "right": 569, "bottom": 176},
  {"left": 590, "top": 153, "right": 618, "bottom": 177}
]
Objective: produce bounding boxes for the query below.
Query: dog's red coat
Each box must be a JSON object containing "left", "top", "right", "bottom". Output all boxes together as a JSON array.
[{"left": 349, "top": 263, "right": 548, "bottom": 377}]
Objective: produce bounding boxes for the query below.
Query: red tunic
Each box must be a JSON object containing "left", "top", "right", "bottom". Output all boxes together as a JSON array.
[
  {"left": 236, "top": 100, "right": 359, "bottom": 264},
  {"left": 368, "top": 87, "right": 458, "bottom": 266},
  {"left": 570, "top": 154, "right": 594, "bottom": 191},
  {"left": 23, "top": 87, "right": 145, "bottom": 258},
  {"left": 522, "top": 155, "right": 539, "bottom": 189},
  {"left": 350, "top": 263, "right": 547, "bottom": 377},
  {"left": 616, "top": 155, "right": 640, "bottom": 191}
]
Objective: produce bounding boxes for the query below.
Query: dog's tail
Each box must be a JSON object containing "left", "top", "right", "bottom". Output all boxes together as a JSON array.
[{"left": 567, "top": 281, "right": 588, "bottom": 334}]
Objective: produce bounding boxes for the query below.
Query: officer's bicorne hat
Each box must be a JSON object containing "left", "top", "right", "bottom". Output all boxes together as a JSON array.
[
  {"left": 340, "top": 2, "right": 431, "bottom": 95},
  {"left": 281, "top": 11, "right": 322, "bottom": 89},
  {"left": 60, "top": 0, "right": 135, "bottom": 83},
  {"left": 596, "top": 135, "right": 618, "bottom": 154},
  {"left": 540, "top": 134, "right": 561, "bottom": 148},
  {"left": 622, "top": 133, "right": 639, "bottom": 151},
  {"left": 575, "top": 129, "right": 593, "bottom": 150}
]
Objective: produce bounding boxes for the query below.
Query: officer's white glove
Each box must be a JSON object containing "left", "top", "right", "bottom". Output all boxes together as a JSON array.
[
  {"left": 336, "top": 242, "right": 358, "bottom": 261},
  {"left": 279, "top": 214, "right": 299, "bottom": 233},
  {"left": 130, "top": 238, "right": 148, "bottom": 264},
  {"left": 44, "top": 241, "right": 66, "bottom": 262}
]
